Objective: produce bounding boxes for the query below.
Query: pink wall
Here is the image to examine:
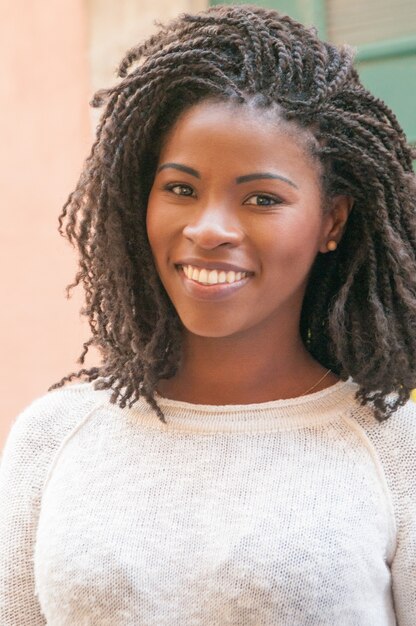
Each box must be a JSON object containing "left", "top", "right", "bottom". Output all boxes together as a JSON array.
[{"left": 0, "top": 0, "right": 96, "bottom": 448}]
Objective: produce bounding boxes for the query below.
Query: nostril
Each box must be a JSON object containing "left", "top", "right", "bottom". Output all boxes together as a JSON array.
[{"left": 183, "top": 222, "right": 243, "bottom": 249}]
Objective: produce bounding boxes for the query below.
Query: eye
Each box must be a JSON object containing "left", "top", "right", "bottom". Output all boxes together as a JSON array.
[
  {"left": 165, "top": 183, "right": 195, "bottom": 197},
  {"left": 244, "top": 193, "right": 283, "bottom": 207}
]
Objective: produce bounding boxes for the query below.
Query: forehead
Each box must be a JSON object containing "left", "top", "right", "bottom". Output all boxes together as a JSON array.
[{"left": 158, "top": 99, "right": 322, "bottom": 176}]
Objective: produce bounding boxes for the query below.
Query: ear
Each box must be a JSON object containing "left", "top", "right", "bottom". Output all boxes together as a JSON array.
[{"left": 319, "top": 195, "right": 354, "bottom": 254}]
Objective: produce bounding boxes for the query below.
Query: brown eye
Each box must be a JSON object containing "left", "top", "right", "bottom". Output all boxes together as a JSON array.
[
  {"left": 244, "top": 193, "right": 282, "bottom": 207},
  {"left": 165, "top": 183, "right": 195, "bottom": 197}
]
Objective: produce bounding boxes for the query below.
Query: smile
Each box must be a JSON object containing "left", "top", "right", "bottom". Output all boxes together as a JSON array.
[
  {"left": 175, "top": 264, "right": 253, "bottom": 302},
  {"left": 180, "top": 264, "right": 251, "bottom": 286}
]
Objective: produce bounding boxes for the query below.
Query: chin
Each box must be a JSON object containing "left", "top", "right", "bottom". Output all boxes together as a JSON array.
[{"left": 179, "top": 315, "right": 245, "bottom": 339}]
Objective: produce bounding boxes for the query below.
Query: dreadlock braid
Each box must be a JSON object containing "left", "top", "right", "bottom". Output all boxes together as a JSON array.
[{"left": 51, "top": 4, "right": 416, "bottom": 421}]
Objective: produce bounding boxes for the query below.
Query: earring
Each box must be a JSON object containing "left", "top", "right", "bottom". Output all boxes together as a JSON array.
[{"left": 327, "top": 240, "right": 337, "bottom": 251}]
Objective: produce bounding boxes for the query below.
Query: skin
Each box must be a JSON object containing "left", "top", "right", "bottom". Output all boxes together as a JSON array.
[{"left": 146, "top": 100, "right": 352, "bottom": 404}]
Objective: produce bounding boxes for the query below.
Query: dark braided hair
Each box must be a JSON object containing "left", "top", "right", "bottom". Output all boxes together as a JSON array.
[{"left": 50, "top": 4, "right": 416, "bottom": 422}]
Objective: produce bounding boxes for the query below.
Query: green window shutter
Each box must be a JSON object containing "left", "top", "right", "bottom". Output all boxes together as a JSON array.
[
  {"left": 327, "top": 0, "right": 416, "bottom": 46},
  {"left": 209, "top": 0, "right": 326, "bottom": 34},
  {"left": 209, "top": 0, "right": 416, "bottom": 146},
  {"left": 356, "top": 44, "right": 416, "bottom": 145},
  {"left": 326, "top": 0, "right": 416, "bottom": 146}
]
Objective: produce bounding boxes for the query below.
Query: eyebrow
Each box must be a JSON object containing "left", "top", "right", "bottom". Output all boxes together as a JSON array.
[
  {"left": 157, "top": 163, "right": 200, "bottom": 178},
  {"left": 157, "top": 163, "right": 298, "bottom": 189},
  {"left": 236, "top": 173, "right": 298, "bottom": 189}
]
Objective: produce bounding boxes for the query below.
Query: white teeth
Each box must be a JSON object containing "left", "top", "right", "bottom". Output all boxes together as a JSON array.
[
  {"left": 182, "top": 265, "right": 250, "bottom": 285},
  {"left": 199, "top": 268, "right": 208, "bottom": 283},
  {"left": 207, "top": 270, "right": 218, "bottom": 285}
]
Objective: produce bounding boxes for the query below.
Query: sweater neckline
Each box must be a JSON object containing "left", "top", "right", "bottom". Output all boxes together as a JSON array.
[{"left": 130, "top": 378, "right": 360, "bottom": 434}]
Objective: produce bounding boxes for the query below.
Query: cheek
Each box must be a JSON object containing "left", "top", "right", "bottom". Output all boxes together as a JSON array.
[
  {"left": 262, "top": 218, "right": 320, "bottom": 256},
  {"left": 145, "top": 195, "right": 165, "bottom": 262},
  {"left": 145, "top": 211, "right": 156, "bottom": 254},
  {"left": 259, "top": 217, "right": 323, "bottom": 282}
]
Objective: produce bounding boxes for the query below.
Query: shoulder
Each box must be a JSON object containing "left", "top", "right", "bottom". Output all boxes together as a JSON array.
[
  {"left": 0, "top": 382, "right": 113, "bottom": 623},
  {"left": 1, "top": 382, "right": 111, "bottom": 471},
  {"left": 350, "top": 396, "right": 416, "bottom": 456},
  {"left": 347, "top": 396, "right": 416, "bottom": 522},
  {"left": 376, "top": 399, "right": 416, "bottom": 482},
  {"left": 386, "top": 399, "right": 416, "bottom": 448}
]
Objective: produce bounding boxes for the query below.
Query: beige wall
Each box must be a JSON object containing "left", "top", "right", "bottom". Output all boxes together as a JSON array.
[
  {"left": 0, "top": 0, "right": 93, "bottom": 450},
  {"left": 1, "top": 0, "right": 207, "bottom": 450},
  {"left": 88, "top": 0, "right": 207, "bottom": 93}
]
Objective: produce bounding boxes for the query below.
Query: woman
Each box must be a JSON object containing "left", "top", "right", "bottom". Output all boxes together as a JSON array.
[{"left": 1, "top": 4, "right": 415, "bottom": 624}]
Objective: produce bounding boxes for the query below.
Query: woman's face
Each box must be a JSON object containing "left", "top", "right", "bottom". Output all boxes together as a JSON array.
[{"left": 146, "top": 100, "right": 337, "bottom": 339}]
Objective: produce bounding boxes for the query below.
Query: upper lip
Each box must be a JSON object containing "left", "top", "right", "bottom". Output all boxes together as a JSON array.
[{"left": 175, "top": 258, "right": 255, "bottom": 274}]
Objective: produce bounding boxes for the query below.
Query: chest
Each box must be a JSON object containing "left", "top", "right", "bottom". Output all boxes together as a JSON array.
[{"left": 34, "top": 427, "right": 395, "bottom": 625}]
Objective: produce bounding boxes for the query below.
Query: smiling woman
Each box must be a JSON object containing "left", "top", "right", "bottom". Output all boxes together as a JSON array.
[
  {"left": 1, "top": 4, "right": 416, "bottom": 625},
  {"left": 146, "top": 100, "right": 349, "bottom": 401}
]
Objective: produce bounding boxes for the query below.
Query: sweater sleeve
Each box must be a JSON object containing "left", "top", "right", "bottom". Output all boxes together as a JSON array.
[
  {"left": 391, "top": 508, "right": 416, "bottom": 625},
  {"left": 388, "top": 405, "right": 416, "bottom": 625},
  {"left": 0, "top": 384, "right": 103, "bottom": 626},
  {"left": 348, "top": 399, "right": 416, "bottom": 625}
]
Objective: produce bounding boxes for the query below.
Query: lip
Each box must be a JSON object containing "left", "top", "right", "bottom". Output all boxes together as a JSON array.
[
  {"left": 176, "top": 265, "right": 253, "bottom": 301},
  {"left": 175, "top": 258, "right": 255, "bottom": 274}
]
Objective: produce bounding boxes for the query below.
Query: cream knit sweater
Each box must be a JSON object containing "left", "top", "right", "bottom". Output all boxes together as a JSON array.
[{"left": 0, "top": 379, "right": 415, "bottom": 625}]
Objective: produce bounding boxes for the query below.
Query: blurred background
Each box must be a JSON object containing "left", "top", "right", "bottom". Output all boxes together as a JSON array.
[{"left": 1, "top": 0, "right": 415, "bottom": 449}]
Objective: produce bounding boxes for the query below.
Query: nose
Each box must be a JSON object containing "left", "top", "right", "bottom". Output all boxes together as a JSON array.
[{"left": 182, "top": 203, "right": 244, "bottom": 250}]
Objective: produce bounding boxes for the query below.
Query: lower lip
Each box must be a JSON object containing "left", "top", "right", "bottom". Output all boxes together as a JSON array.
[{"left": 176, "top": 267, "right": 253, "bottom": 301}]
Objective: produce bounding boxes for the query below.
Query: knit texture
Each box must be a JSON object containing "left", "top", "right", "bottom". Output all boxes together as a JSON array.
[{"left": 0, "top": 379, "right": 415, "bottom": 625}]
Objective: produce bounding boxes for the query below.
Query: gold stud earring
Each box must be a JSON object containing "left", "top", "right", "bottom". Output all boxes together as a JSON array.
[{"left": 327, "top": 240, "right": 337, "bottom": 251}]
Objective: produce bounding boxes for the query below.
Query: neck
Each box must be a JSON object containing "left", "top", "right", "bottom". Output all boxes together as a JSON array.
[{"left": 157, "top": 322, "right": 337, "bottom": 405}]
